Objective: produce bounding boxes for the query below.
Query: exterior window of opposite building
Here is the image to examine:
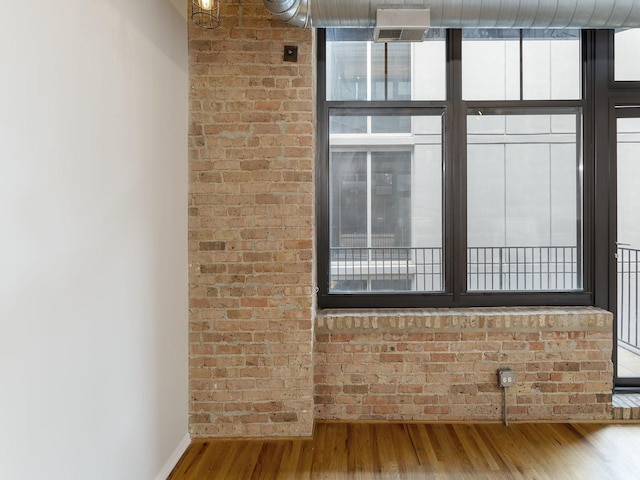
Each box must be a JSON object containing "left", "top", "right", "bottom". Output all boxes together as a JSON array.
[
  {"left": 317, "top": 28, "right": 592, "bottom": 309},
  {"left": 615, "top": 29, "right": 640, "bottom": 82}
]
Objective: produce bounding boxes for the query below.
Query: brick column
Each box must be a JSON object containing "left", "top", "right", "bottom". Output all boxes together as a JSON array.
[{"left": 188, "top": 0, "right": 315, "bottom": 437}]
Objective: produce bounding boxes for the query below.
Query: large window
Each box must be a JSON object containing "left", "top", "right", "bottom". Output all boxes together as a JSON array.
[
  {"left": 329, "top": 114, "right": 444, "bottom": 293},
  {"left": 467, "top": 111, "right": 583, "bottom": 291},
  {"left": 318, "top": 29, "right": 591, "bottom": 309}
]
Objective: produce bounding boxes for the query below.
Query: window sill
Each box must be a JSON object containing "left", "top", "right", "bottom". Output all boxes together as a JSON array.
[{"left": 315, "top": 306, "right": 612, "bottom": 333}]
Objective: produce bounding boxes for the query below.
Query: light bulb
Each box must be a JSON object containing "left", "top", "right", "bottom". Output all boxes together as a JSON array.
[{"left": 198, "top": 0, "right": 213, "bottom": 10}]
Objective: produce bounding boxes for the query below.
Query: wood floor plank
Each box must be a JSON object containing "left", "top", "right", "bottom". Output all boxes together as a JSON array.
[
  {"left": 274, "top": 440, "right": 303, "bottom": 480},
  {"left": 434, "top": 424, "right": 477, "bottom": 479},
  {"left": 495, "top": 425, "right": 541, "bottom": 476},
  {"left": 294, "top": 434, "right": 315, "bottom": 480},
  {"left": 472, "top": 425, "right": 526, "bottom": 480},
  {"left": 169, "top": 422, "right": 640, "bottom": 480},
  {"left": 309, "top": 420, "right": 330, "bottom": 480},
  {"left": 466, "top": 424, "right": 503, "bottom": 472},
  {"left": 208, "top": 441, "right": 251, "bottom": 480},
  {"left": 412, "top": 423, "right": 447, "bottom": 479},
  {"left": 520, "top": 424, "right": 568, "bottom": 480},
  {"left": 197, "top": 441, "right": 234, "bottom": 480},
  {"left": 346, "top": 423, "right": 372, "bottom": 478},
  {"left": 372, "top": 423, "right": 401, "bottom": 478},
  {"left": 386, "top": 424, "right": 418, "bottom": 479},
  {"left": 252, "top": 441, "right": 286, "bottom": 479},
  {"left": 167, "top": 441, "right": 210, "bottom": 480},
  {"left": 233, "top": 441, "right": 266, "bottom": 479},
  {"left": 329, "top": 423, "right": 349, "bottom": 478},
  {"left": 537, "top": 424, "right": 601, "bottom": 480},
  {"left": 174, "top": 440, "right": 228, "bottom": 480},
  {"left": 422, "top": 423, "right": 454, "bottom": 479},
  {"left": 447, "top": 425, "right": 477, "bottom": 479},
  {"left": 451, "top": 424, "right": 496, "bottom": 474},
  {"left": 404, "top": 424, "right": 429, "bottom": 468}
]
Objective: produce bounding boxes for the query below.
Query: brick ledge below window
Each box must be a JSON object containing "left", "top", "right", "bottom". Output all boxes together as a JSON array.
[{"left": 316, "top": 306, "right": 612, "bottom": 333}]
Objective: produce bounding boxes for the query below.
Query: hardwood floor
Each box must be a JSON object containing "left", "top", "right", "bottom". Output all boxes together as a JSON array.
[{"left": 168, "top": 422, "right": 640, "bottom": 479}]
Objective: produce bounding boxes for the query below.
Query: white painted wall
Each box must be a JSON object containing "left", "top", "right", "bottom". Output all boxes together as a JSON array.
[{"left": 0, "top": 1, "right": 189, "bottom": 479}]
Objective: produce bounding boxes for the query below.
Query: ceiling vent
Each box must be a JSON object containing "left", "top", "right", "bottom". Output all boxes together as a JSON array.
[{"left": 374, "top": 8, "right": 430, "bottom": 43}]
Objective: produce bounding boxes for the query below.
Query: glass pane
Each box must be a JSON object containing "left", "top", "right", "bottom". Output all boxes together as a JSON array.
[
  {"left": 413, "top": 30, "right": 447, "bottom": 100},
  {"left": 326, "top": 29, "right": 446, "bottom": 101},
  {"left": 329, "top": 114, "right": 444, "bottom": 293},
  {"left": 371, "top": 115, "right": 411, "bottom": 133},
  {"left": 617, "top": 118, "right": 640, "bottom": 248},
  {"left": 330, "top": 152, "right": 367, "bottom": 248},
  {"left": 330, "top": 115, "right": 411, "bottom": 135},
  {"left": 467, "top": 113, "right": 583, "bottom": 291},
  {"left": 462, "top": 29, "right": 520, "bottom": 101},
  {"left": 326, "top": 41, "right": 367, "bottom": 101},
  {"left": 522, "top": 30, "right": 580, "bottom": 100},
  {"left": 617, "top": 117, "right": 640, "bottom": 376},
  {"left": 463, "top": 29, "right": 581, "bottom": 100},
  {"left": 615, "top": 29, "right": 640, "bottom": 81},
  {"left": 371, "top": 152, "right": 411, "bottom": 246},
  {"left": 330, "top": 116, "right": 367, "bottom": 134},
  {"left": 372, "top": 43, "right": 411, "bottom": 101}
]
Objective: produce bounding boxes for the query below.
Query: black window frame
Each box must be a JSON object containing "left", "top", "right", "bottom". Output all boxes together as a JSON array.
[
  {"left": 603, "top": 28, "right": 640, "bottom": 389},
  {"left": 317, "top": 28, "right": 600, "bottom": 309}
]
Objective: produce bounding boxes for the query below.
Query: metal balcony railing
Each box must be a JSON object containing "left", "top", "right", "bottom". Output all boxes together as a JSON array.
[
  {"left": 467, "top": 246, "right": 579, "bottom": 291},
  {"left": 330, "top": 247, "right": 443, "bottom": 292},
  {"left": 330, "top": 245, "right": 580, "bottom": 292},
  {"left": 618, "top": 247, "right": 640, "bottom": 350},
  {"left": 330, "top": 244, "right": 640, "bottom": 352}
]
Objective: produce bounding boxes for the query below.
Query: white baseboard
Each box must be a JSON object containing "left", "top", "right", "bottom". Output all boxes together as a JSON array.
[{"left": 154, "top": 433, "right": 191, "bottom": 480}]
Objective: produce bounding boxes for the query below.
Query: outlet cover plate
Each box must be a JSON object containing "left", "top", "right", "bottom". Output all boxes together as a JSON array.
[{"left": 499, "top": 369, "right": 515, "bottom": 388}]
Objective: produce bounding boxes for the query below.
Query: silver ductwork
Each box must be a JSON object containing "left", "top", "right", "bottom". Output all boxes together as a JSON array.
[{"left": 263, "top": 0, "right": 640, "bottom": 29}]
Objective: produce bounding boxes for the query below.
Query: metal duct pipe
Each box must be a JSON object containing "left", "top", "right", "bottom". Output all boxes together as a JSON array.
[
  {"left": 263, "top": 0, "right": 640, "bottom": 29},
  {"left": 263, "top": 0, "right": 310, "bottom": 27}
]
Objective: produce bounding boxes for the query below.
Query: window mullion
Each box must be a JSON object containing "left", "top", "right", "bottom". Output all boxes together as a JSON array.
[
  {"left": 448, "top": 29, "right": 465, "bottom": 301},
  {"left": 367, "top": 151, "right": 373, "bottom": 253},
  {"left": 519, "top": 29, "right": 524, "bottom": 101},
  {"left": 366, "top": 41, "right": 372, "bottom": 102}
]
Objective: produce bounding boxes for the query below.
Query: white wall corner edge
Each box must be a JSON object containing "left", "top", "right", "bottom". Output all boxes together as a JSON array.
[
  {"left": 154, "top": 433, "right": 191, "bottom": 480},
  {"left": 170, "top": 0, "right": 188, "bottom": 20}
]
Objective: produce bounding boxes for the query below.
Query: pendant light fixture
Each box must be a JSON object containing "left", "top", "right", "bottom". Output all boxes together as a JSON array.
[{"left": 192, "top": 0, "right": 221, "bottom": 29}]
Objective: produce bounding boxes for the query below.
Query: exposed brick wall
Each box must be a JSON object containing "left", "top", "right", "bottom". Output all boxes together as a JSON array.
[
  {"left": 188, "top": 2, "right": 616, "bottom": 437},
  {"left": 315, "top": 308, "right": 614, "bottom": 421},
  {"left": 188, "top": 0, "right": 315, "bottom": 437}
]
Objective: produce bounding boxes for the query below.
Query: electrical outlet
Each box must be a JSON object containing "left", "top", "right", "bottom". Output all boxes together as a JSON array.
[{"left": 499, "top": 369, "right": 515, "bottom": 388}]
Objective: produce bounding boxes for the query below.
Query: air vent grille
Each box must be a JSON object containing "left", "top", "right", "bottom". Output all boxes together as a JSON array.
[
  {"left": 373, "top": 8, "right": 430, "bottom": 43},
  {"left": 377, "top": 29, "right": 403, "bottom": 40}
]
